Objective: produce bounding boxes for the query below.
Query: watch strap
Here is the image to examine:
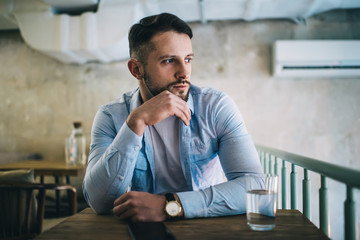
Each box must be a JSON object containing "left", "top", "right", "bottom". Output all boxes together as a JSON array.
[{"left": 165, "top": 193, "right": 176, "bottom": 202}]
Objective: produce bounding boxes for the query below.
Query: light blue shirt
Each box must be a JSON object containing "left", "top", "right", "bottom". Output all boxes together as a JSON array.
[{"left": 83, "top": 84, "right": 263, "bottom": 218}]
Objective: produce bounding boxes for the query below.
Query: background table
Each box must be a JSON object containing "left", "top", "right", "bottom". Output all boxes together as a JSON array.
[
  {"left": 0, "top": 160, "right": 84, "bottom": 178},
  {"left": 0, "top": 160, "right": 85, "bottom": 216},
  {"left": 35, "top": 208, "right": 329, "bottom": 240}
]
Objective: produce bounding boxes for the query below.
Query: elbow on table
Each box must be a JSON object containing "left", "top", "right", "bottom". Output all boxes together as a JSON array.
[
  {"left": 92, "top": 205, "right": 113, "bottom": 215},
  {"left": 82, "top": 183, "right": 113, "bottom": 215}
]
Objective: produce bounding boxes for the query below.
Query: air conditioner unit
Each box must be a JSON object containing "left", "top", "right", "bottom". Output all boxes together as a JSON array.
[{"left": 272, "top": 40, "right": 360, "bottom": 78}]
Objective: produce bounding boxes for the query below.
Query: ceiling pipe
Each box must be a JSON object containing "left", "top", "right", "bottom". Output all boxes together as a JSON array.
[
  {"left": 1, "top": 0, "right": 360, "bottom": 64},
  {"left": 199, "top": 0, "right": 207, "bottom": 24}
]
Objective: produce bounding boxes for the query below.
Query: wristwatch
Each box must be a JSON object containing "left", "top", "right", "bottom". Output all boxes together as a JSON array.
[{"left": 164, "top": 193, "right": 182, "bottom": 218}]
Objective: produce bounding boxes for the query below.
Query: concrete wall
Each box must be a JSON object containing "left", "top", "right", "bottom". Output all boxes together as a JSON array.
[{"left": 0, "top": 8, "right": 359, "bottom": 239}]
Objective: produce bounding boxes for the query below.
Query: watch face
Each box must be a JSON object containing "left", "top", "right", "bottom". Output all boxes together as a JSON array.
[{"left": 166, "top": 201, "right": 180, "bottom": 217}]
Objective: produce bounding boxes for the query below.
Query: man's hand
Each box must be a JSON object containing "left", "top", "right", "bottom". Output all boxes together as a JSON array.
[
  {"left": 126, "top": 90, "right": 191, "bottom": 136},
  {"left": 113, "top": 191, "right": 167, "bottom": 222}
]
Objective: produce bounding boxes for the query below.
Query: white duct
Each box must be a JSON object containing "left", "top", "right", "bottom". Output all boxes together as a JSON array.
[
  {"left": 9, "top": 0, "right": 143, "bottom": 63},
  {"left": 1, "top": 0, "right": 360, "bottom": 64}
]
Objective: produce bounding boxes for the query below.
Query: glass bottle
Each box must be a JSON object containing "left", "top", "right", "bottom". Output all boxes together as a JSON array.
[{"left": 65, "top": 122, "right": 86, "bottom": 166}]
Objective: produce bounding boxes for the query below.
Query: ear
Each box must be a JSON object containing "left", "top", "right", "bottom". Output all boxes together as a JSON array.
[{"left": 128, "top": 59, "right": 144, "bottom": 80}]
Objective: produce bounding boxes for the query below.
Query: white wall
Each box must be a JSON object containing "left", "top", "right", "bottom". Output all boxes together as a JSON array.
[{"left": 0, "top": 8, "right": 359, "bottom": 240}]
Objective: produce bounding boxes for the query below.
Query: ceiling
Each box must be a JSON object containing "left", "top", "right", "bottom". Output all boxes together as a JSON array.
[{"left": 1, "top": 0, "right": 359, "bottom": 64}]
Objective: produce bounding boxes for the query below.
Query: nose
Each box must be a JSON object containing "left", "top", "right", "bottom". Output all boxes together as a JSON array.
[{"left": 175, "top": 61, "right": 191, "bottom": 80}]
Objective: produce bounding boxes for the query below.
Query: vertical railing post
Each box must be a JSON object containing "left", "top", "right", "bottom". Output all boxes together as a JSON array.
[
  {"left": 274, "top": 157, "right": 279, "bottom": 176},
  {"left": 281, "top": 160, "right": 287, "bottom": 209},
  {"left": 319, "top": 175, "right": 329, "bottom": 237},
  {"left": 260, "top": 151, "right": 264, "bottom": 172},
  {"left": 303, "top": 169, "right": 311, "bottom": 220},
  {"left": 263, "top": 151, "right": 266, "bottom": 173},
  {"left": 274, "top": 157, "right": 279, "bottom": 209},
  {"left": 264, "top": 152, "right": 268, "bottom": 174},
  {"left": 290, "top": 164, "right": 297, "bottom": 209},
  {"left": 344, "top": 185, "right": 357, "bottom": 240},
  {"left": 269, "top": 154, "right": 273, "bottom": 176}
]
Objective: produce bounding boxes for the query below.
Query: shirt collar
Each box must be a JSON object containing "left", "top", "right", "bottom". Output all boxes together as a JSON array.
[{"left": 129, "top": 88, "right": 142, "bottom": 112}]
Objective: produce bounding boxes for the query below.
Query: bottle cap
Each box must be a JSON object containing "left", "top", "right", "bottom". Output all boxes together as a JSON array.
[{"left": 73, "top": 122, "right": 82, "bottom": 128}]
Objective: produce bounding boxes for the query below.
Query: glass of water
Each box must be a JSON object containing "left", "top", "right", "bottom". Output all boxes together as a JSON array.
[{"left": 245, "top": 174, "right": 278, "bottom": 231}]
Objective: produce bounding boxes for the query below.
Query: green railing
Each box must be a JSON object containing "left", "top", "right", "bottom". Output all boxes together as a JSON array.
[{"left": 256, "top": 144, "right": 360, "bottom": 240}]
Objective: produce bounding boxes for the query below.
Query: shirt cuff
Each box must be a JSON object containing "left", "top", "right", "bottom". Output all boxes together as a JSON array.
[
  {"left": 177, "top": 190, "right": 208, "bottom": 218},
  {"left": 112, "top": 122, "right": 143, "bottom": 153}
]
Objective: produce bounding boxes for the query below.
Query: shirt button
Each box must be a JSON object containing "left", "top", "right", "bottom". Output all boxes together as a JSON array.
[
  {"left": 134, "top": 146, "right": 140, "bottom": 151},
  {"left": 119, "top": 176, "right": 124, "bottom": 180}
]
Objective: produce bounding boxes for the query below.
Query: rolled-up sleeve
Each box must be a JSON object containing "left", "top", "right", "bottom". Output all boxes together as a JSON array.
[{"left": 83, "top": 107, "right": 142, "bottom": 214}]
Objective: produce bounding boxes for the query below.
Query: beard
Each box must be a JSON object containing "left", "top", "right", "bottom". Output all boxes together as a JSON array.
[{"left": 143, "top": 71, "right": 190, "bottom": 101}]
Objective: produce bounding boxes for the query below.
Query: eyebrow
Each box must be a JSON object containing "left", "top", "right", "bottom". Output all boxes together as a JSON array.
[{"left": 158, "top": 53, "right": 194, "bottom": 61}]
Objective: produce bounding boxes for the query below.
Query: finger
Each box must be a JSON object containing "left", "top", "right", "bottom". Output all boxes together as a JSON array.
[
  {"left": 113, "top": 198, "right": 132, "bottom": 216},
  {"left": 177, "top": 108, "right": 191, "bottom": 125},
  {"left": 114, "top": 192, "right": 128, "bottom": 206},
  {"left": 173, "top": 101, "right": 191, "bottom": 125},
  {"left": 183, "top": 104, "right": 191, "bottom": 122},
  {"left": 115, "top": 204, "right": 136, "bottom": 219},
  {"left": 116, "top": 206, "right": 137, "bottom": 220}
]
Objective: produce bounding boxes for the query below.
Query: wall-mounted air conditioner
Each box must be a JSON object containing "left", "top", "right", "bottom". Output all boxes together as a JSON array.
[{"left": 272, "top": 40, "right": 360, "bottom": 78}]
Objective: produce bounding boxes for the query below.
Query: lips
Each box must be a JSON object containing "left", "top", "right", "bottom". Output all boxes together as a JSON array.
[
  {"left": 170, "top": 80, "right": 190, "bottom": 88},
  {"left": 173, "top": 84, "right": 188, "bottom": 90},
  {"left": 168, "top": 81, "right": 190, "bottom": 101}
]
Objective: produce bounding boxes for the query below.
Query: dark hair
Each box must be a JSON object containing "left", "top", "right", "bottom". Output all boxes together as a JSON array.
[{"left": 128, "top": 13, "right": 193, "bottom": 63}]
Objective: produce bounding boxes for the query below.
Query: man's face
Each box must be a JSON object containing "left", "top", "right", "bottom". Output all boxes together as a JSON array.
[{"left": 140, "top": 31, "right": 193, "bottom": 102}]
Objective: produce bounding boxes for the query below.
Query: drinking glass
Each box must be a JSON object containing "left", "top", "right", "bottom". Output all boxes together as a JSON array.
[{"left": 245, "top": 174, "right": 278, "bottom": 231}]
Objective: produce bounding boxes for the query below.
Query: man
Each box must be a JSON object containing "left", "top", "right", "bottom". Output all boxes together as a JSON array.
[{"left": 83, "top": 13, "right": 262, "bottom": 222}]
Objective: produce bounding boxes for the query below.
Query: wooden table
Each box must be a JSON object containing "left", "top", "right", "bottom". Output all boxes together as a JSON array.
[
  {"left": 35, "top": 208, "right": 329, "bottom": 240},
  {"left": 0, "top": 160, "right": 84, "bottom": 178},
  {"left": 0, "top": 160, "right": 85, "bottom": 216}
]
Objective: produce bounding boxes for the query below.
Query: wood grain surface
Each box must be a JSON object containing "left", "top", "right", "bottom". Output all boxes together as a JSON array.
[{"left": 35, "top": 208, "right": 329, "bottom": 240}]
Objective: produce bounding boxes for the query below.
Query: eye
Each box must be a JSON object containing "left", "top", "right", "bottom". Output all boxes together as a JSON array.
[
  {"left": 164, "top": 59, "right": 174, "bottom": 64},
  {"left": 185, "top": 58, "right": 192, "bottom": 63}
]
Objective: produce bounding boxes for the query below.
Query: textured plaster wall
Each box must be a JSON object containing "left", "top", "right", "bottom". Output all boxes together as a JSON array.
[{"left": 0, "top": 9, "right": 359, "bottom": 239}]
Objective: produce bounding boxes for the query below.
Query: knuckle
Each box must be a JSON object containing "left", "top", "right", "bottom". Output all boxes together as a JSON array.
[
  {"left": 133, "top": 208, "right": 141, "bottom": 216},
  {"left": 161, "top": 90, "right": 171, "bottom": 97},
  {"left": 127, "top": 191, "right": 137, "bottom": 198},
  {"left": 128, "top": 200, "right": 137, "bottom": 208},
  {"left": 135, "top": 215, "right": 146, "bottom": 222},
  {"left": 164, "top": 102, "right": 174, "bottom": 111}
]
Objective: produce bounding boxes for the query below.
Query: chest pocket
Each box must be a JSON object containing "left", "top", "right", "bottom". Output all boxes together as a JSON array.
[
  {"left": 131, "top": 151, "right": 152, "bottom": 192},
  {"left": 190, "top": 136, "right": 224, "bottom": 190},
  {"left": 191, "top": 137, "right": 219, "bottom": 163}
]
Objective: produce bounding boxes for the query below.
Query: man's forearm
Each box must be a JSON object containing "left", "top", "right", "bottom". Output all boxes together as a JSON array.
[
  {"left": 83, "top": 121, "right": 142, "bottom": 214},
  {"left": 177, "top": 178, "right": 248, "bottom": 218}
]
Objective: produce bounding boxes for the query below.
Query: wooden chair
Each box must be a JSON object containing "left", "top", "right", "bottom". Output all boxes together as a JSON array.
[{"left": 0, "top": 182, "right": 77, "bottom": 240}]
